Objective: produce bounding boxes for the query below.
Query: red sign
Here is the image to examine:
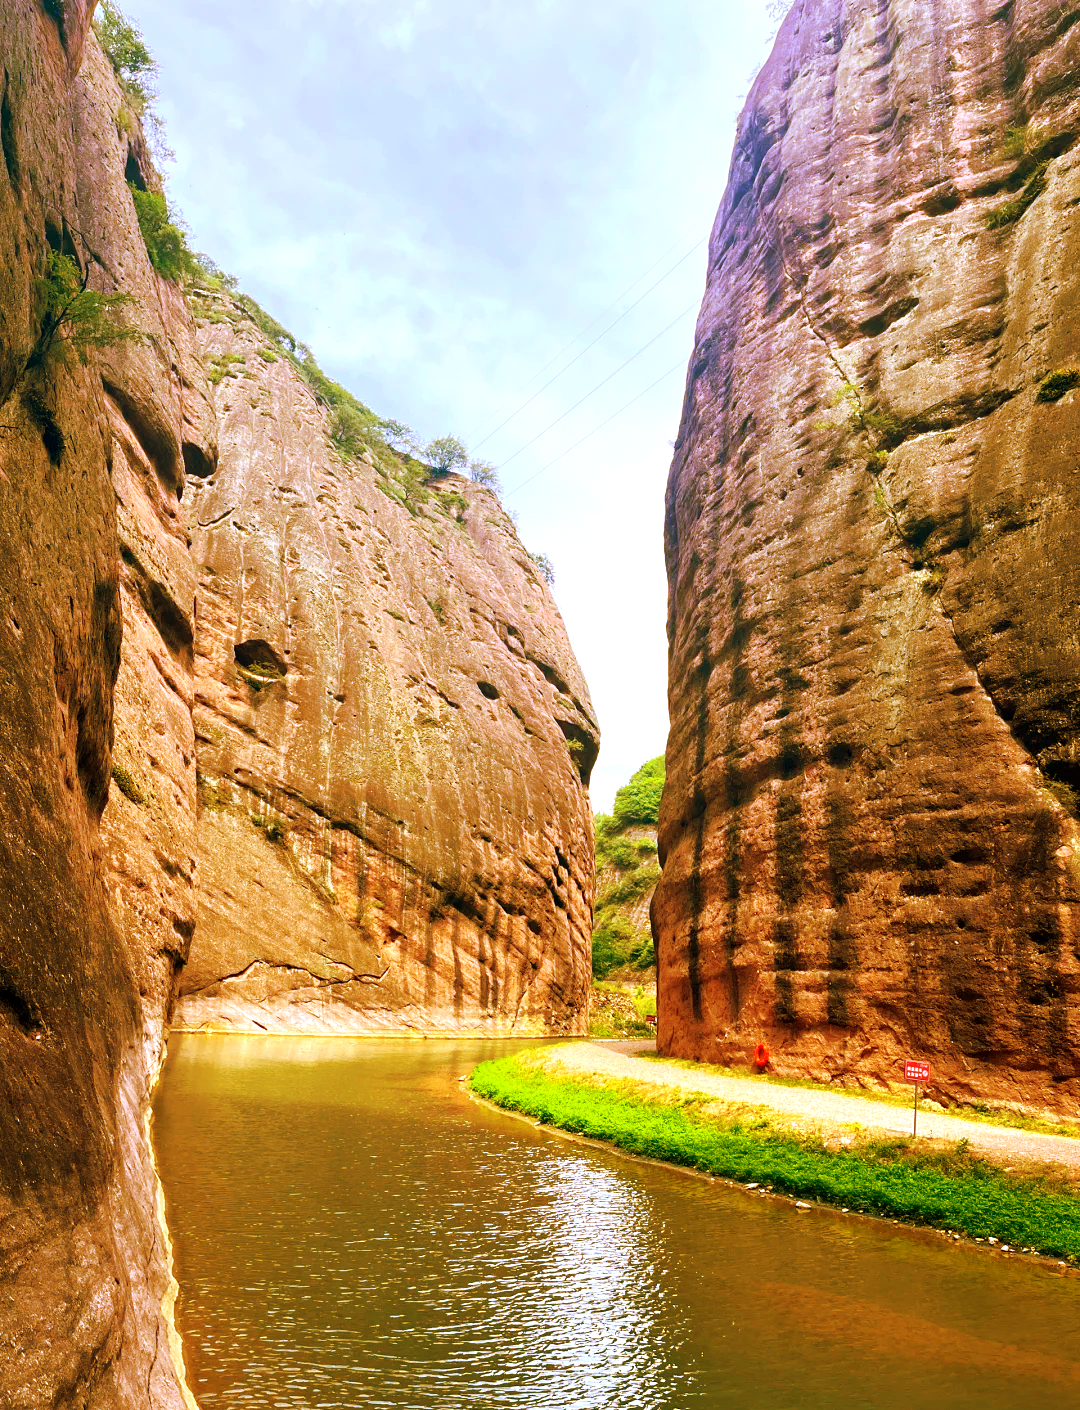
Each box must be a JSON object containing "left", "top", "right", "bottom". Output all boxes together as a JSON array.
[{"left": 905, "top": 1060, "right": 930, "bottom": 1083}]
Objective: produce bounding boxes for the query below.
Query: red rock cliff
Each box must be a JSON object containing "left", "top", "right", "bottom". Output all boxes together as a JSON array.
[
  {"left": 0, "top": 4, "right": 202, "bottom": 1405},
  {"left": 0, "top": 3, "right": 595, "bottom": 1403},
  {"left": 657, "top": 0, "right": 1080, "bottom": 1113},
  {"left": 176, "top": 300, "right": 597, "bottom": 1035}
]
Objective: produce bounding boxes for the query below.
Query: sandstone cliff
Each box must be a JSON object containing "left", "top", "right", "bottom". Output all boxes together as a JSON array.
[
  {"left": 0, "top": 2, "right": 596, "bottom": 1403},
  {"left": 658, "top": 0, "right": 1080, "bottom": 1113},
  {"left": 175, "top": 294, "right": 597, "bottom": 1035},
  {"left": 0, "top": 5, "right": 203, "bottom": 1405}
]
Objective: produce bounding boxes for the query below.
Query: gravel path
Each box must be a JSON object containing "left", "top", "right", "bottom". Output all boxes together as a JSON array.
[{"left": 547, "top": 1042, "right": 1080, "bottom": 1173}]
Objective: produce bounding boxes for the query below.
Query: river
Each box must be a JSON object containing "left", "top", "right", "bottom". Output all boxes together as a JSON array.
[{"left": 153, "top": 1034, "right": 1080, "bottom": 1409}]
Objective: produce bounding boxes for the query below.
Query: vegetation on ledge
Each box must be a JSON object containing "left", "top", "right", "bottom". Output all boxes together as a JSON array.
[
  {"left": 591, "top": 754, "right": 664, "bottom": 978},
  {"left": 470, "top": 1053, "right": 1080, "bottom": 1262}
]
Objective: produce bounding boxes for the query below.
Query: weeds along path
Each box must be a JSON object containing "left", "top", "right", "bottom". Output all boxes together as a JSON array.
[{"left": 554, "top": 1043, "right": 1080, "bottom": 1174}]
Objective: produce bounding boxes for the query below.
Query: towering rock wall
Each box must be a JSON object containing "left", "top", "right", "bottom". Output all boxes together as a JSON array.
[
  {"left": 0, "top": 3, "right": 595, "bottom": 1403},
  {"left": 176, "top": 300, "right": 597, "bottom": 1034},
  {"left": 658, "top": 0, "right": 1080, "bottom": 1113},
  {"left": 0, "top": 5, "right": 201, "bottom": 1406}
]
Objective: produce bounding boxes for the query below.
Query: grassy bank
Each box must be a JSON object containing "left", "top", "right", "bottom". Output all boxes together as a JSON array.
[{"left": 470, "top": 1052, "right": 1080, "bottom": 1262}]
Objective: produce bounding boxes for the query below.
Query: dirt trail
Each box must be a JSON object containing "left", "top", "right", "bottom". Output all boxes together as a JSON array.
[{"left": 547, "top": 1042, "right": 1080, "bottom": 1173}]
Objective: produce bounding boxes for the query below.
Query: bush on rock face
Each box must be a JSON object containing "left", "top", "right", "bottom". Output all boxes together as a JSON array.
[{"left": 1036, "top": 368, "right": 1080, "bottom": 403}]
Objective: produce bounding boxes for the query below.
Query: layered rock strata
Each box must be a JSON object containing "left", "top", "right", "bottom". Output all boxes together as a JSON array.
[
  {"left": 0, "top": 5, "right": 202, "bottom": 1406},
  {"left": 177, "top": 301, "right": 597, "bottom": 1034},
  {"left": 658, "top": 0, "right": 1080, "bottom": 1113}
]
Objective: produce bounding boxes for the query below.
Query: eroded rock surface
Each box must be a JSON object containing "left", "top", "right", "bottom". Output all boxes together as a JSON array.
[
  {"left": 658, "top": 0, "right": 1080, "bottom": 1112},
  {"left": 177, "top": 303, "right": 597, "bottom": 1034},
  {"left": 0, "top": 6, "right": 198, "bottom": 1406}
]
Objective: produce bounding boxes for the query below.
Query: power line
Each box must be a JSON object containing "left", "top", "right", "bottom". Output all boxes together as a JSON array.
[
  {"left": 496, "top": 299, "right": 698, "bottom": 470},
  {"left": 468, "top": 214, "right": 710, "bottom": 439},
  {"left": 476, "top": 236, "right": 710, "bottom": 454},
  {"left": 505, "top": 357, "right": 689, "bottom": 498}
]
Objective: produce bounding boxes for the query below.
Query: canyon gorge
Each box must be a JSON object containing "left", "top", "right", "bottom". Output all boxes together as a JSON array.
[{"left": 6, "top": 0, "right": 1080, "bottom": 1404}]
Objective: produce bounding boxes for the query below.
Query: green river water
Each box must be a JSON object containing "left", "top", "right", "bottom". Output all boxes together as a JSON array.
[{"left": 154, "top": 1034, "right": 1080, "bottom": 1409}]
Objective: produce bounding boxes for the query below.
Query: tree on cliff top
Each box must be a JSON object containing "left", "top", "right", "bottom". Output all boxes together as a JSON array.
[
  {"left": 611, "top": 755, "right": 665, "bottom": 829},
  {"left": 424, "top": 435, "right": 469, "bottom": 475},
  {"left": 94, "top": 2, "right": 156, "bottom": 113}
]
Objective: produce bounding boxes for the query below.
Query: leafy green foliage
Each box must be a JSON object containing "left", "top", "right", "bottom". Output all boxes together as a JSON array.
[
  {"left": 597, "top": 862, "right": 661, "bottom": 911},
  {"left": 329, "top": 402, "right": 375, "bottom": 457},
  {"left": 591, "top": 913, "right": 655, "bottom": 978},
  {"left": 471, "top": 1057, "right": 1080, "bottom": 1260},
  {"left": 129, "top": 185, "right": 197, "bottom": 281},
  {"left": 529, "top": 552, "right": 555, "bottom": 585},
  {"left": 1036, "top": 368, "right": 1080, "bottom": 403},
  {"left": 424, "top": 435, "right": 468, "bottom": 474},
  {"left": 94, "top": 1, "right": 155, "bottom": 110},
  {"left": 1000, "top": 124, "right": 1030, "bottom": 161},
  {"left": 206, "top": 352, "right": 246, "bottom": 385},
  {"left": 469, "top": 459, "right": 501, "bottom": 492},
  {"left": 32, "top": 250, "right": 143, "bottom": 370},
  {"left": 985, "top": 161, "right": 1049, "bottom": 229},
  {"left": 612, "top": 755, "right": 665, "bottom": 828}
]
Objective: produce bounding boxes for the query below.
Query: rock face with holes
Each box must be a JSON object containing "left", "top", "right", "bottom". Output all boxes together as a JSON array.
[
  {"left": 176, "top": 300, "right": 597, "bottom": 1034},
  {"left": 0, "top": 5, "right": 204, "bottom": 1407},
  {"left": 657, "top": 0, "right": 1080, "bottom": 1113}
]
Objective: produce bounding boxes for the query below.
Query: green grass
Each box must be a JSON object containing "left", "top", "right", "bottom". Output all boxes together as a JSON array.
[
  {"left": 470, "top": 1053, "right": 1080, "bottom": 1260},
  {"left": 637, "top": 1053, "right": 1080, "bottom": 1139}
]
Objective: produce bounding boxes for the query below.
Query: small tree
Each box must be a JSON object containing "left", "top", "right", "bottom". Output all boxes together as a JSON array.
[
  {"left": 31, "top": 250, "right": 144, "bottom": 370},
  {"left": 94, "top": 1, "right": 156, "bottom": 111},
  {"left": 469, "top": 459, "right": 501, "bottom": 493},
  {"left": 530, "top": 551, "right": 555, "bottom": 586},
  {"left": 424, "top": 434, "right": 468, "bottom": 475}
]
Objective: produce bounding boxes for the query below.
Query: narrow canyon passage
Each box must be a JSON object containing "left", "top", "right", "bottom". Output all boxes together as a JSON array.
[{"left": 155, "top": 1037, "right": 1080, "bottom": 1410}]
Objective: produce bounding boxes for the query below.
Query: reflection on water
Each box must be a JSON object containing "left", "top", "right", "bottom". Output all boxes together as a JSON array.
[{"left": 154, "top": 1036, "right": 1080, "bottom": 1409}]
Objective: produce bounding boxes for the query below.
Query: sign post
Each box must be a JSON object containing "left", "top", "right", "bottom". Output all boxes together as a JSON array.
[{"left": 904, "top": 1060, "right": 930, "bottom": 1136}]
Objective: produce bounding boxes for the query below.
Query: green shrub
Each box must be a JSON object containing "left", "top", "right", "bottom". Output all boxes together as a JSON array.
[
  {"left": 591, "top": 914, "right": 638, "bottom": 978},
  {"left": 129, "top": 185, "right": 196, "bottom": 282},
  {"left": 596, "top": 862, "right": 661, "bottom": 910},
  {"left": 32, "top": 250, "right": 144, "bottom": 370},
  {"left": 94, "top": 1, "right": 155, "bottom": 111},
  {"left": 424, "top": 435, "right": 468, "bottom": 474},
  {"left": 1036, "top": 368, "right": 1080, "bottom": 403},
  {"left": 612, "top": 755, "right": 665, "bottom": 828},
  {"left": 1000, "top": 124, "right": 1030, "bottom": 161},
  {"left": 529, "top": 552, "right": 555, "bottom": 585},
  {"left": 329, "top": 403, "right": 373, "bottom": 458},
  {"left": 469, "top": 459, "right": 501, "bottom": 492},
  {"left": 986, "top": 162, "right": 1049, "bottom": 229},
  {"left": 605, "top": 838, "right": 638, "bottom": 870}
]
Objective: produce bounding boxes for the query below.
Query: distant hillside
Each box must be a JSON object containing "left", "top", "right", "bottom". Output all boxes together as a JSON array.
[{"left": 592, "top": 756, "right": 663, "bottom": 979}]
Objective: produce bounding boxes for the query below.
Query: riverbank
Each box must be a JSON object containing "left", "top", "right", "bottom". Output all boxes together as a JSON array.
[{"left": 469, "top": 1045, "right": 1080, "bottom": 1264}]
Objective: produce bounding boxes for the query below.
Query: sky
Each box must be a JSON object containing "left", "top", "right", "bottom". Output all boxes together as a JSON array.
[{"left": 122, "top": 0, "right": 789, "bottom": 813}]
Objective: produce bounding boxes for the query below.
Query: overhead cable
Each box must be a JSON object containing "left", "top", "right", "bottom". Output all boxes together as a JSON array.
[
  {"left": 470, "top": 232, "right": 708, "bottom": 452},
  {"left": 466, "top": 217, "right": 709, "bottom": 444},
  {"left": 505, "top": 357, "right": 688, "bottom": 499},
  {"left": 497, "top": 300, "right": 698, "bottom": 470}
]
